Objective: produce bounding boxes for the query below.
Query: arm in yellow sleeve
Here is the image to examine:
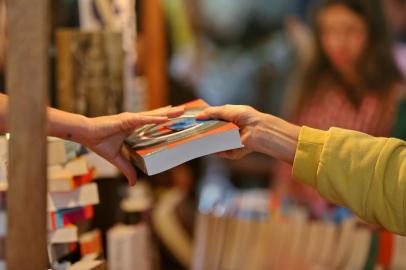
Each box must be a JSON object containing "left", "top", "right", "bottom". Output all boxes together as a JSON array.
[{"left": 293, "top": 126, "right": 406, "bottom": 235}]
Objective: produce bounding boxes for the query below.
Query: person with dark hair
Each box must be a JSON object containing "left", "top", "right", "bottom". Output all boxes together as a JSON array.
[{"left": 274, "top": 0, "right": 405, "bottom": 217}]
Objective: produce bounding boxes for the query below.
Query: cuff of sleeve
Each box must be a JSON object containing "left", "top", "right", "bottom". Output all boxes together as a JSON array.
[{"left": 292, "top": 126, "right": 329, "bottom": 188}]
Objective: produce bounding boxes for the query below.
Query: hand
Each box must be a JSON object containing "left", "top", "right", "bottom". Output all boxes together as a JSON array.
[
  {"left": 81, "top": 106, "right": 184, "bottom": 185},
  {"left": 197, "top": 105, "right": 300, "bottom": 163},
  {"left": 197, "top": 105, "right": 265, "bottom": 159}
]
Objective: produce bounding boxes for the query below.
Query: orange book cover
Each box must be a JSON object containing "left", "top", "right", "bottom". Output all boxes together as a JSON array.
[{"left": 124, "top": 99, "right": 242, "bottom": 175}]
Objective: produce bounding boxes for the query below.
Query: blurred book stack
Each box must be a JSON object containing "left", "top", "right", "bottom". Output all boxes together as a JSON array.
[
  {"left": 192, "top": 190, "right": 406, "bottom": 270},
  {"left": 47, "top": 138, "right": 104, "bottom": 269},
  {"left": 0, "top": 136, "right": 105, "bottom": 270}
]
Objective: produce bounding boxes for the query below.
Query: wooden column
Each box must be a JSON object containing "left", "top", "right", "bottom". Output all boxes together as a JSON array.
[
  {"left": 6, "top": 0, "right": 49, "bottom": 269},
  {"left": 141, "top": 0, "right": 168, "bottom": 109}
]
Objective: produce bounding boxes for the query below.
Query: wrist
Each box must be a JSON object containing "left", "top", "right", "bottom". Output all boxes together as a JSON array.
[
  {"left": 252, "top": 114, "right": 300, "bottom": 163},
  {"left": 74, "top": 114, "right": 92, "bottom": 145},
  {"left": 47, "top": 107, "right": 92, "bottom": 145}
]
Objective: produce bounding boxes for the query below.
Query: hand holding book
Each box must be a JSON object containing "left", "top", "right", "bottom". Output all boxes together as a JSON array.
[
  {"left": 0, "top": 93, "right": 186, "bottom": 185},
  {"left": 197, "top": 105, "right": 301, "bottom": 163},
  {"left": 69, "top": 106, "right": 185, "bottom": 186}
]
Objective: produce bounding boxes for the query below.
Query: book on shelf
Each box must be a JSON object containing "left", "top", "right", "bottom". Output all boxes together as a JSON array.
[
  {"left": 79, "top": 229, "right": 103, "bottom": 257},
  {"left": 47, "top": 182, "right": 99, "bottom": 212},
  {"left": 124, "top": 99, "right": 242, "bottom": 175},
  {"left": 67, "top": 259, "right": 105, "bottom": 270},
  {"left": 107, "top": 224, "right": 152, "bottom": 270},
  {"left": 377, "top": 230, "right": 394, "bottom": 268},
  {"left": 56, "top": 28, "right": 124, "bottom": 117},
  {"left": 0, "top": 236, "right": 4, "bottom": 262},
  {"left": 49, "top": 242, "right": 79, "bottom": 263},
  {"left": 48, "top": 138, "right": 84, "bottom": 166},
  {"left": 192, "top": 206, "right": 406, "bottom": 270},
  {"left": 49, "top": 225, "right": 79, "bottom": 244},
  {"left": 48, "top": 156, "right": 89, "bottom": 178},
  {"left": 390, "top": 234, "right": 406, "bottom": 269},
  {"left": 48, "top": 166, "right": 94, "bottom": 193},
  {"left": 344, "top": 227, "right": 371, "bottom": 270},
  {"left": 48, "top": 205, "right": 94, "bottom": 230},
  {"left": 0, "top": 136, "right": 102, "bottom": 268}
]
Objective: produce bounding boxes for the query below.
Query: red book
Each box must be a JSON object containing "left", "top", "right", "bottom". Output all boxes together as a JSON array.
[
  {"left": 378, "top": 230, "right": 394, "bottom": 267},
  {"left": 79, "top": 229, "right": 103, "bottom": 257},
  {"left": 49, "top": 205, "right": 94, "bottom": 230}
]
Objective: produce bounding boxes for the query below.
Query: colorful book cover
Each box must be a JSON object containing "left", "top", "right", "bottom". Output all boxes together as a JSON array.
[
  {"left": 49, "top": 205, "right": 94, "bottom": 230},
  {"left": 79, "top": 229, "right": 103, "bottom": 257},
  {"left": 125, "top": 99, "right": 242, "bottom": 175}
]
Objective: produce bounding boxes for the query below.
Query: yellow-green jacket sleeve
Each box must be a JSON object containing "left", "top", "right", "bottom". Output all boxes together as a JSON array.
[{"left": 292, "top": 126, "right": 406, "bottom": 235}]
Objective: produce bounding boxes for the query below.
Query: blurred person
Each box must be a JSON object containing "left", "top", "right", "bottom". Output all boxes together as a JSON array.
[
  {"left": 274, "top": 0, "right": 405, "bottom": 217},
  {"left": 383, "top": 0, "right": 406, "bottom": 77}
]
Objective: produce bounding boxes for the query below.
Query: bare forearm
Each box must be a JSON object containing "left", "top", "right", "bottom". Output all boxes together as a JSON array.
[
  {"left": 47, "top": 107, "right": 90, "bottom": 144},
  {"left": 253, "top": 113, "right": 300, "bottom": 164},
  {"left": 0, "top": 93, "right": 89, "bottom": 143}
]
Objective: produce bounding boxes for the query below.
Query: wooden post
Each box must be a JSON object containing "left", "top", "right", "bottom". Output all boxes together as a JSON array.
[
  {"left": 142, "top": 0, "right": 168, "bottom": 109},
  {"left": 6, "top": 0, "right": 49, "bottom": 269}
]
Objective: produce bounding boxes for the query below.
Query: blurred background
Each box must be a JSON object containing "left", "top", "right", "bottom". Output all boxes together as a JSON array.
[{"left": 0, "top": 0, "right": 406, "bottom": 269}]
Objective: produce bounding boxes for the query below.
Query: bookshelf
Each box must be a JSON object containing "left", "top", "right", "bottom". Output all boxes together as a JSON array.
[{"left": 6, "top": 0, "right": 49, "bottom": 269}]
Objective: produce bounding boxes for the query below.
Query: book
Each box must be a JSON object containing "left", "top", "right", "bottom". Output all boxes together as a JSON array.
[
  {"left": 343, "top": 228, "right": 371, "bottom": 270},
  {"left": 191, "top": 212, "right": 211, "bottom": 270},
  {"left": 49, "top": 225, "right": 79, "bottom": 244},
  {"left": 49, "top": 243, "right": 78, "bottom": 262},
  {"left": 56, "top": 29, "right": 124, "bottom": 117},
  {"left": 48, "top": 166, "right": 94, "bottom": 193},
  {"left": 377, "top": 230, "right": 394, "bottom": 268},
  {"left": 48, "top": 138, "right": 83, "bottom": 166},
  {"left": 79, "top": 229, "right": 103, "bottom": 257},
  {"left": 48, "top": 183, "right": 99, "bottom": 212},
  {"left": 124, "top": 99, "right": 243, "bottom": 175},
  {"left": 363, "top": 231, "right": 379, "bottom": 270},
  {"left": 390, "top": 235, "right": 406, "bottom": 269},
  {"left": 48, "top": 206, "right": 94, "bottom": 230},
  {"left": 50, "top": 157, "right": 89, "bottom": 177},
  {"left": 0, "top": 211, "right": 5, "bottom": 237},
  {"left": 330, "top": 217, "right": 356, "bottom": 268},
  {"left": 107, "top": 224, "right": 152, "bottom": 270},
  {"left": 67, "top": 259, "right": 105, "bottom": 270},
  {"left": 0, "top": 236, "right": 4, "bottom": 260}
]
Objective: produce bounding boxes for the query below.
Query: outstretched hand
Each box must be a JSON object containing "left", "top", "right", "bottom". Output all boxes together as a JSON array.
[
  {"left": 197, "top": 105, "right": 263, "bottom": 160},
  {"left": 197, "top": 105, "right": 300, "bottom": 163},
  {"left": 81, "top": 106, "right": 184, "bottom": 185}
]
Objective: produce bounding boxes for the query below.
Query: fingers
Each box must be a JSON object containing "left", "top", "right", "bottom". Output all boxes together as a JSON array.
[
  {"left": 215, "top": 147, "right": 252, "bottom": 160},
  {"left": 141, "top": 105, "right": 185, "bottom": 118},
  {"left": 116, "top": 114, "right": 168, "bottom": 133},
  {"left": 112, "top": 154, "right": 138, "bottom": 186},
  {"left": 196, "top": 106, "right": 237, "bottom": 122}
]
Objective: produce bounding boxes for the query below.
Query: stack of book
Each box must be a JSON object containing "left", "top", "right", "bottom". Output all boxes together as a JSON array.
[
  {"left": 47, "top": 138, "right": 104, "bottom": 269},
  {"left": 0, "top": 136, "right": 104, "bottom": 270},
  {"left": 192, "top": 191, "right": 406, "bottom": 270}
]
